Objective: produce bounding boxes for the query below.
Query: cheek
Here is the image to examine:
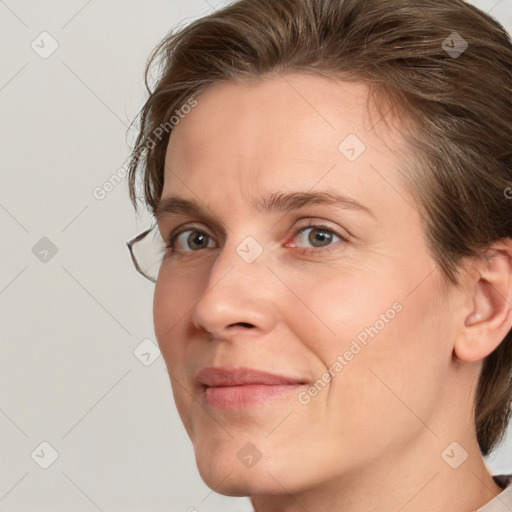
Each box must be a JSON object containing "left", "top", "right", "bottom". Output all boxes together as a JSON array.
[
  {"left": 153, "top": 268, "right": 204, "bottom": 338},
  {"left": 283, "top": 266, "right": 451, "bottom": 424},
  {"left": 350, "top": 290, "right": 449, "bottom": 433},
  {"left": 152, "top": 272, "right": 204, "bottom": 378},
  {"left": 280, "top": 267, "right": 402, "bottom": 362},
  {"left": 153, "top": 275, "right": 201, "bottom": 435},
  {"left": 288, "top": 257, "right": 451, "bottom": 364}
]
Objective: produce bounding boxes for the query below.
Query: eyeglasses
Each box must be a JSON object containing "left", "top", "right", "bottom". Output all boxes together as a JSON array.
[{"left": 126, "top": 222, "right": 167, "bottom": 283}]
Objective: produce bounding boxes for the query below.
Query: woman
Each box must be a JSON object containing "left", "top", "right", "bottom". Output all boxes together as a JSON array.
[{"left": 126, "top": 0, "right": 512, "bottom": 510}]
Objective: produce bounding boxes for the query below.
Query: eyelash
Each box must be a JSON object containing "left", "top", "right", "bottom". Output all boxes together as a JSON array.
[{"left": 165, "top": 222, "right": 348, "bottom": 256}]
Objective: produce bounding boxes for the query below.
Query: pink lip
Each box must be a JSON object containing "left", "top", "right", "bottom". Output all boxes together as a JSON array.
[{"left": 196, "top": 367, "right": 306, "bottom": 409}]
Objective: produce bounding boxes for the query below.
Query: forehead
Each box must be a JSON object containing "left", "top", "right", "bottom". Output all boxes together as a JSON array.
[{"left": 162, "top": 73, "right": 413, "bottom": 214}]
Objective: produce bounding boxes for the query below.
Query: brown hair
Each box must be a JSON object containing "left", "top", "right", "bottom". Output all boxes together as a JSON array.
[{"left": 127, "top": 0, "right": 512, "bottom": 456}]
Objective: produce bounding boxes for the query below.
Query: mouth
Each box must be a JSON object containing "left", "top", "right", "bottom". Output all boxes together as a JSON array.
[{"left": 195, "top": 366, "right": 307, "bottom": 410}]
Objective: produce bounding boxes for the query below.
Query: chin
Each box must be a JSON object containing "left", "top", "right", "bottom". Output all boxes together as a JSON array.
[
  {"left": 192, "top": 437, "right": 295, "bottom": 497},
  {"left": 196, "top": 463, "right": 288, "bottom": 498}
]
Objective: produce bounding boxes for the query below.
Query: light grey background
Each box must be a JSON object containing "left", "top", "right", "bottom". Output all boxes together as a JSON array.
[{"left": 0, "top": 1, "right": 511, "bottom": 511}]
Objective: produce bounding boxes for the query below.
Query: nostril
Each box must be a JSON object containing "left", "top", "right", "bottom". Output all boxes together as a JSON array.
[{"left": 232, "top": 322, "right": 254, "bottom": 328}]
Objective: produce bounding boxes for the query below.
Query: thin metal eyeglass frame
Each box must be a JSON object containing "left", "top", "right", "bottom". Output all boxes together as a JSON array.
[{"left": 126, "top": 223, "right": 158, "bottom": 283}]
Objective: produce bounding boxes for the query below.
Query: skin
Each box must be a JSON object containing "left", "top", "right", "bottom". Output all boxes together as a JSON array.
[{"left": 152, "top": 72, "right": 512, "bottom": 512}]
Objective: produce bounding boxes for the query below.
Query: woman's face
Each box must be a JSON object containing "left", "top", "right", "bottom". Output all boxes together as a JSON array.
[{"left": 153, "top": 73, "right": 460, "bottom": 496}]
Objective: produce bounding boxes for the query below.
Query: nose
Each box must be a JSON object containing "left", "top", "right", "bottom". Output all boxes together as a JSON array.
[{"left": 190, "top": 239, "right": 279, "bottom": 339}]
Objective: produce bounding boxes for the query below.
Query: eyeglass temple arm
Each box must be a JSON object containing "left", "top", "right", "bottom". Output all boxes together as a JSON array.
[{"left": 126, "top": 225, "right": 156, "bottom": 281}]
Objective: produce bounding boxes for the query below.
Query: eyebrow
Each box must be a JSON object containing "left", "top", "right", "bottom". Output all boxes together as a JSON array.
[{"left": 155, "top": 190, "right": 376, "bottom": 221}]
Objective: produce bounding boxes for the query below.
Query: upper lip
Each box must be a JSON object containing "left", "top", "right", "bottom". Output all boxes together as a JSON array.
[{"left": 196, "top": 366, "right": 305, "bottom": 387}]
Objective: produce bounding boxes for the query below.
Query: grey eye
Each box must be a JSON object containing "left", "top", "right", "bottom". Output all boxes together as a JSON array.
[{"left": 296, "top": 227, "right": 341, "bottom": 248}]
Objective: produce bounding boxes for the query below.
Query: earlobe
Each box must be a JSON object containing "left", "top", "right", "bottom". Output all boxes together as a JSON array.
[{"left": 454, "top": 241, "right": 512, "bottom": 363}]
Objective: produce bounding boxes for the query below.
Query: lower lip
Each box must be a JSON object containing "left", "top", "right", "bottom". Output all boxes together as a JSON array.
[{"left": 203, "top": 384, "right": 303, "bottom": 409}]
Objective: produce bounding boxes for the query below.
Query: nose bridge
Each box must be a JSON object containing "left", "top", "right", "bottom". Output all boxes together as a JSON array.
[
  {"left": 214, "top": 232, "right": 266, "bottom": 278},
  {"left": 191, "top": 233, "right": 277, "bottom": 336}
]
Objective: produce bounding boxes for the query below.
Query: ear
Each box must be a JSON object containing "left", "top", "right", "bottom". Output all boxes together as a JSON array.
[{"left": 453, "top": 239, "right": 512, "bottom": 363}]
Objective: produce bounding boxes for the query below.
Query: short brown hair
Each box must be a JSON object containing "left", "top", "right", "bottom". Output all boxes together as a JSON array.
[{"left": 127, "top": 0, "right": 512, "bottom": 456}]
